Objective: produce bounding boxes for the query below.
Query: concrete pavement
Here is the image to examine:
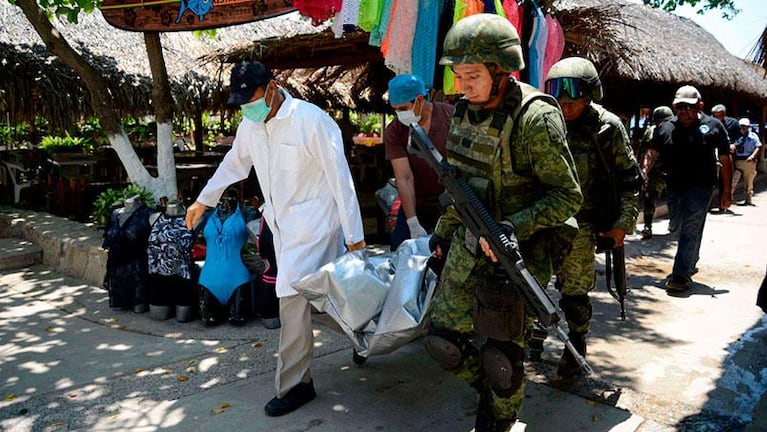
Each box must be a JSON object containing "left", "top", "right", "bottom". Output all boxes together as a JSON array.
[{"left": 1, "top": 180, "right": 766, "bottom": 431}]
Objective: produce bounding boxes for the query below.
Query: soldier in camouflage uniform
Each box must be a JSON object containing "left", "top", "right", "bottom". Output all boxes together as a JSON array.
[
  {"left": 424, "top": 14, "right": 582, "bottom": 432},
  {"left": 544, "top": 57, "right": 641, "bottom": 378},
  {"left": 639, "top": 106, "right": 673, "bottom": 239}
]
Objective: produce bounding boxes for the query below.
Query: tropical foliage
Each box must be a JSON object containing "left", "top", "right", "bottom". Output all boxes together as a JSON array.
[
  {"left": 642, "top": 0, "right": 738, "bottom": 19},
  {"left": 91, "top": 183, "right": 156, "bottom": 226}
]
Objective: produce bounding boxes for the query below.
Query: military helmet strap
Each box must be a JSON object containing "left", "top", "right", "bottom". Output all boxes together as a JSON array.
[{"left": 453, "top": 99, "right": 469, "bottom": 125}]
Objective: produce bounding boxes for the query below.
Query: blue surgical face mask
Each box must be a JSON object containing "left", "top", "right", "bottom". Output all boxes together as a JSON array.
[{"left": 241, "top": 89, "right": 275, "bottom": 123}]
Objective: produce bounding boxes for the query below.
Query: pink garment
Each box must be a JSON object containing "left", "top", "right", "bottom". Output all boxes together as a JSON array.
[
  {"left": 503, "top": 0, "right": 520, "bottom": 31},
  {"left": 294, "top": 0, "right": 342, "bottom": 25},
  {"left": 503, "top": 0, "right": 521, "bottom": 80},
  {"left": 543, "top": 15, "right": 565, "bottom": 81},
  {"left": 383, "top": 0, "right": 418, "bottom": 74}
]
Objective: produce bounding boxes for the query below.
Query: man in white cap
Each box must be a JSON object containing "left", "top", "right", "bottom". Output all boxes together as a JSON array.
[
  {"left": 731, "top": 118, "right": 761, "bottom": 206},
  {"left": 643, "top": 85, "right": 733, "bottom": 292},
  {"left": 384, "top": 74, "right": 453, "bottom": 250}
]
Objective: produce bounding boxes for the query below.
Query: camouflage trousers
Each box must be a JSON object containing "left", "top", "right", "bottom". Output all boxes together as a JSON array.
[
  {"left": 555, "top": 222, "right": 596, "bottom": 333},
  {"left": 642, "top": 172, "right": 666, "bottom": 229},
  {"left": 427, "top": 235, "right": 531, "bottom": 420}
]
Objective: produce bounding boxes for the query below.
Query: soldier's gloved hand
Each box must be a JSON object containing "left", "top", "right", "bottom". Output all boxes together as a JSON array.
[
  {"left": 429, "top": 233, "right": 450, "bottom": 258},
  {"left": 407, "top": 216, "right": 428, "bottom": 238}
]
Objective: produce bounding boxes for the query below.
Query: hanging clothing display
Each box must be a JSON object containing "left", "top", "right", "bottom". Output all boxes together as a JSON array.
[
  {"left": 102, "top": 204, "right": 154, "bottom": 311},
  {"left": 292, "top": 0, "right": 558, "bottom": 100},
  {"left": 368, "top": 0, "right": 395, "bottom": 46},
  {"left": 410, "top": 0, "right": 441, "bottom": 87},
  {"left": 331, "top": 0, "right": 360, "bottom": 37},
  {"left": 147, "top": 212, "right": 196, "bottom": 313},
  {"left": 527, "top": 1, "right": 548, "bottom": 89},
  {"left": 198, "top": 203, "right": 251, "bottom": 305},
  {"left": 357, "top": 0, "right": 383, "bottom": 31},
  {"left": 382, "top": 0, "right": 418, "bottom": 74},
  {"left": 542, "top": 15, "right": 565, "bottom": 81},
  {"left": 294, "top": 0, "right": 342, "bottom": 25}
]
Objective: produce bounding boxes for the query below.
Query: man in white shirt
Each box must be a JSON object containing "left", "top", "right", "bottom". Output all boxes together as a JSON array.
[{"left": 185, "top": 61, "right": 366, "bottom": 417}]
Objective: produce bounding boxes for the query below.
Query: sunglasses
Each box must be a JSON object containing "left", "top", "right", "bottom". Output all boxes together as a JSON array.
[
  {"left": 545, "top": 77, "right": 589, "bottom": 100},
  {"left": 674, "top": 103, "right": 697, "bottom": 112}
]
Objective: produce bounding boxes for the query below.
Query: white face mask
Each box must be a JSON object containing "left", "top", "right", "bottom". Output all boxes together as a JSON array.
[{"left": 396, "top": 110, "right": 421, "bottom": 126}]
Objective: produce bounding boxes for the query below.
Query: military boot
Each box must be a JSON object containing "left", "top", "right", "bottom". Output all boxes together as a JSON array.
[
  {"left": 556, "top": 331, "right": 586, "bottom": 378},
  {"left": 474, "top": 390, "right": 515, "bottom": 432}
]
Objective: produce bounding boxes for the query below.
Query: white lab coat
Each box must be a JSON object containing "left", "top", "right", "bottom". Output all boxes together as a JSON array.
[{"left": 197, "top": 90, "right": 365, "bottom": 297}]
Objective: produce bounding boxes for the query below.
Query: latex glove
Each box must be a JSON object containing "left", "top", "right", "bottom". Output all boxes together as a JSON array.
[{"left": 407, "top": 216, "right": 428, "bottom": 238}]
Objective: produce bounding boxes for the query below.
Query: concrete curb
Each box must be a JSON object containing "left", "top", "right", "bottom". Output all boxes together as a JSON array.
[{"left": 0, "top": 206, "right": 107, "bottom": 287}]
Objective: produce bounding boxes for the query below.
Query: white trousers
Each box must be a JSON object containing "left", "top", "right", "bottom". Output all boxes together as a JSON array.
[{"left": 275, "top": 294, "right": 313, "bottom": 397}]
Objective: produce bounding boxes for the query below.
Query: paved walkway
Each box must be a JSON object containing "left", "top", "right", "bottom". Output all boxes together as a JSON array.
[{"left": 1, "top": 180, "right": 766, "bottom": 431}]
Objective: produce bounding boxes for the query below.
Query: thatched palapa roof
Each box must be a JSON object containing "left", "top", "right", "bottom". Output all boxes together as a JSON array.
[
  {"left": 553, "top": 0, "right": 767, "bottom": 116},
  {"left": 0, "top": 4, "right": 320, "bottom": 129},
  {"left": 200, "top": 29, "right": 391, "bottom": 113}
]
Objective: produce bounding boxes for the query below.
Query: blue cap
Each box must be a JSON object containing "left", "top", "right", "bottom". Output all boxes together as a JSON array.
[
  {"left": 227, "top": 61, "right": 274, "bottom": 106},
  {"left": 388, "top": 74, "right": 428, "bottom": 106}
]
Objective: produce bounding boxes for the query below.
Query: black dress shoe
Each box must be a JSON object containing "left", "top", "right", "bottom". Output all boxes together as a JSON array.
[{"left": 264, "top": 381, "right": 316, "bottom": 417}]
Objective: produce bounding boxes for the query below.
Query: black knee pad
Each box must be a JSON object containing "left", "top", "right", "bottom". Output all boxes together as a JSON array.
[
  {"left": 480, "top": 339, "right": 525, "bottom": 398},
  {"left": 424, "top": 328, "right": 475, "bottom": 371},
  {"left": 559, "top": 294, "right": 592, "bottom": 327}
]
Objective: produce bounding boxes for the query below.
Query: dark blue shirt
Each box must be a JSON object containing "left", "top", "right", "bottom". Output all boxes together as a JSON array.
[{"left": 650, "top": 113, "right": 730, "bottom": 191}]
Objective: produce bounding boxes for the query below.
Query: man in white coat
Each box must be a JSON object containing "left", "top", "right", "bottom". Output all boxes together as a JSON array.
[{"left": 185, "top": 61, "right": 366, "bottom": 417}]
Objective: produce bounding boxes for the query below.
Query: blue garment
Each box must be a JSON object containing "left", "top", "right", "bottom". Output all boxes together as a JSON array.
[
  {"left": 527, "top": 2, "right": 548, "bottom": 89},
  {"left": 734, "top": 131, "right": 761, "bottom": 159},
  {"left": 410, "top": 0, "right": 441, "bottom": 87},
  {"left": 668, "top": 185, "right": 713, "bottom": 282},
  {"left": 198, "top": 204, "right": 251, "bottom": 304}
]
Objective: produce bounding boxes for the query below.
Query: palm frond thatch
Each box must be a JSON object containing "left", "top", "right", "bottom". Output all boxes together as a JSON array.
[{"left": 554, "top": 0, "right": 767, "bottom": 114}]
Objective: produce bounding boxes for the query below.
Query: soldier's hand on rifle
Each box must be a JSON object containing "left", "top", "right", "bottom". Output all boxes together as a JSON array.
[
  {"left": 479, "top": 221, "right": 515, "bottom": 263},
  {"left": 479, "top": 237, "right": 498, "bottom": 263},
  {"left": 597, "top": 228, "right": 626, "bottom": 248}
]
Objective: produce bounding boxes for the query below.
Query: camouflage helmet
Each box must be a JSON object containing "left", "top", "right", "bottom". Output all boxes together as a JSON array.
[
  {"left": 652, "top": 106, "right": 673, "bottom": 122},
  {"left": 545, "top": 57, "right": 603, "bottom": 101},
  {"left": 439, "top": 13, "right": 525, "bottom": 72}
]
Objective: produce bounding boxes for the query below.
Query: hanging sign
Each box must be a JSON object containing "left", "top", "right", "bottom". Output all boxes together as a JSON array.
[{"left": 100, "top": 0, "right": 295, "bottom": 32}]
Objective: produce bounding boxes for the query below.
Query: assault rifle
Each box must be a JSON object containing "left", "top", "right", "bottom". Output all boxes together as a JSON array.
[
  {"left": 594, "top": 124, "right": 629, "bottom": 320},
  {"left": 408, "top": 124, "right": 593, "bottom": 375}
]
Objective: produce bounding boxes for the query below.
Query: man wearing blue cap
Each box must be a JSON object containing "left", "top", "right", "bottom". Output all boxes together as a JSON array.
[
  {"left": 384, "top": 74, "right": 454, "bottom": 250},
  {"left": 186, "top": 61, "right": 366, "bottom": 417}
]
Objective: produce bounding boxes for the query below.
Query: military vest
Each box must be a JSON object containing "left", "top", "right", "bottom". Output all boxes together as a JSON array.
[{"left": 447, "top": 80, "right": 560, "bottom": 219}]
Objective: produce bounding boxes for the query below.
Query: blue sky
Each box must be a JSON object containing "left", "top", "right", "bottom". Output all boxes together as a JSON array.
[{"left": 656, "top": 0, "right": 766, "bottom": 59}]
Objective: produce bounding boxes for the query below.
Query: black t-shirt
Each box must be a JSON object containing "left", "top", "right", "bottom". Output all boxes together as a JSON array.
[
  {"left": 650, "top": 113, "right": 729, "bottom": 191},
  {"left": 721, "top": 116, "right": 741, "bottom": 144}
]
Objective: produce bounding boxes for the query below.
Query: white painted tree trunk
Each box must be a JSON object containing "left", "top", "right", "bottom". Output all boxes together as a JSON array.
[{"left": 106, "top": 121, "right": 178, "bottom": 201}]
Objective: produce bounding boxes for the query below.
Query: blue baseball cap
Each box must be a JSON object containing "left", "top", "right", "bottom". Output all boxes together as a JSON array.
[
  {"left": 388, "top": 74, "right": 428, "bottom": 106},
  {"left": 227, "top": 61, "right": 274, "bottom": 106}
]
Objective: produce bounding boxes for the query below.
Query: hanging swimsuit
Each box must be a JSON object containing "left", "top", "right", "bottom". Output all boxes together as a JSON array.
[
  {"left": 198, "top": 204, "right": 251, "bottom": 304},
  {"left": 103, "top": 205, "right": 154, "bottom": 309},
  {"left": 147, "top": 213, "right": 194, "bottom": 279},
  {"left": 147, "top": 213, "right": 195, "bottom": 306}
]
